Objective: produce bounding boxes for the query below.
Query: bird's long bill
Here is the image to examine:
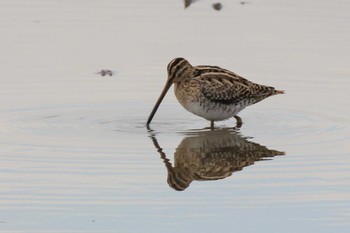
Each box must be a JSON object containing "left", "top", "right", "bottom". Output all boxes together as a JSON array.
[{"left": 146, "top": 80, "right": 173, "bottom": 125}]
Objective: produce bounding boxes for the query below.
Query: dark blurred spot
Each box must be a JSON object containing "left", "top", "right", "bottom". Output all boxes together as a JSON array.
[
  {"left": 184, "top": 0, "right": 200, "bottom": 8},
  {"left": 98, "top": 70, "right": 113, "bottom": 77},
  {"left": 212, "top": 3, "right": 222, "bottom": 11},
  {"left": 184, "top": 0, "right": 192, "bottom": 8}
]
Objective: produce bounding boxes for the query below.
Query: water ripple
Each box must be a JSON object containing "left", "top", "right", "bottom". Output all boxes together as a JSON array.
[{"left": 1, "top": 104, "right": 348, "bottom": 149}]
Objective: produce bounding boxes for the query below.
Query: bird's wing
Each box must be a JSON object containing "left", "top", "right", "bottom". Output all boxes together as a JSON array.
[
  {"left": 197, "top": 73, "right": 250, "bottom": 105},
  {"left": 197, "top": 72, "right": 274, "bottom": 105}
]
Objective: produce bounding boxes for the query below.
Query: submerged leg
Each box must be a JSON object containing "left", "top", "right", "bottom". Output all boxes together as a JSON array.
[
  {"left": 234, "top": 115, "right": 243, "bottom": 128},
  {"left": 210, "top": 120, "right": 214, "bottom": 130}
]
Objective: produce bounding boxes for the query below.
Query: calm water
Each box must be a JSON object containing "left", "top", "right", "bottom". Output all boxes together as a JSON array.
[{"left": 1, "top": 0, "right": 350, "bottom": 232}]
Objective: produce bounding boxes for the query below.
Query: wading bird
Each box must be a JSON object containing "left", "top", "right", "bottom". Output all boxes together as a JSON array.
[{"left": 147, "top": 58, "right": 284, "bottom": 128}]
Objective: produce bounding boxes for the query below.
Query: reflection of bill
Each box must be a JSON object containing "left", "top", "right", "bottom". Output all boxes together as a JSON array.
[{"left": 150, "top": 129, "right": 285, "bottom": 191}]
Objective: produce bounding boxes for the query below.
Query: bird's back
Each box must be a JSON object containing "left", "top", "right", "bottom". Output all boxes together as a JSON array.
[{"left": 192, "top": 65, "right": 283, "bottom": 106}]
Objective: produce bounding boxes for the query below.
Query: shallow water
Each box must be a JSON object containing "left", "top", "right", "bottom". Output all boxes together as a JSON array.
[{"left": 1, "top": 0, "right": 350, "bottom": 232}]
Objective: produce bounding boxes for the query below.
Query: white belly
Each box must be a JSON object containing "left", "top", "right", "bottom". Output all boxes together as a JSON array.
[
  {"left": 182, "top": 101, "right": 244, "bottom": 121},
  {"left": 174, "top": 82, "right": 246, "bottom": 121}
]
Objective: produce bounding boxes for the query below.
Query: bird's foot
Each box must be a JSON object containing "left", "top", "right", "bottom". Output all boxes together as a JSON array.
[
  {"left": 234, "top": 115, "right": 243, "bottom": 129},
  {"left": 210, "top": 120, "right": 215, "bottom": 131}
]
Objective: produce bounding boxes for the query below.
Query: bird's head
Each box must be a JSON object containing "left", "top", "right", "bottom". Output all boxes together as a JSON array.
[
  {"left": 167, "top": 57, "right": 193, "bottom": 84},
  {"left": 146, "top": 57, "right": 193, "bottom": 125}
]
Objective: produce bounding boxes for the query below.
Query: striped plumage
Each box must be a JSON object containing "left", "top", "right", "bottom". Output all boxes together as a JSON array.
[{"left": 147, "top": 57, "right": 284, "bottom": 128}]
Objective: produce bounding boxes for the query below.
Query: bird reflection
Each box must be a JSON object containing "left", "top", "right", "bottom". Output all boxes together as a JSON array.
[{"left": 149, "top": 129, "right": 285, "bottom": 191}]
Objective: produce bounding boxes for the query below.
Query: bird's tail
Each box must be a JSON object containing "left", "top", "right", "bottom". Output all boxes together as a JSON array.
[{"left": 274, "top": 89, "right": 285, "bottom": 95}]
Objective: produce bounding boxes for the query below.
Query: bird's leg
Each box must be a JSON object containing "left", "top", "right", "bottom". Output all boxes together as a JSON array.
[
  {"left": 210, "top": 120, "right": 214, "bottom": 130},
  {"left": 234, "top": 115, "right": 243, "bottom": 128}
]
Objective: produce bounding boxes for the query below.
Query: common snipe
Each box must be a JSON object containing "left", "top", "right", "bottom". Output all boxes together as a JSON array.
[{"left": 147, "top": 58, "right": 284, "bottom": 128}]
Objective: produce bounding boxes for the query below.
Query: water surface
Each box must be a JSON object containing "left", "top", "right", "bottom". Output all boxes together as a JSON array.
[{"left": 0, "top": 0, "right": 350, "bottom": 232}]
